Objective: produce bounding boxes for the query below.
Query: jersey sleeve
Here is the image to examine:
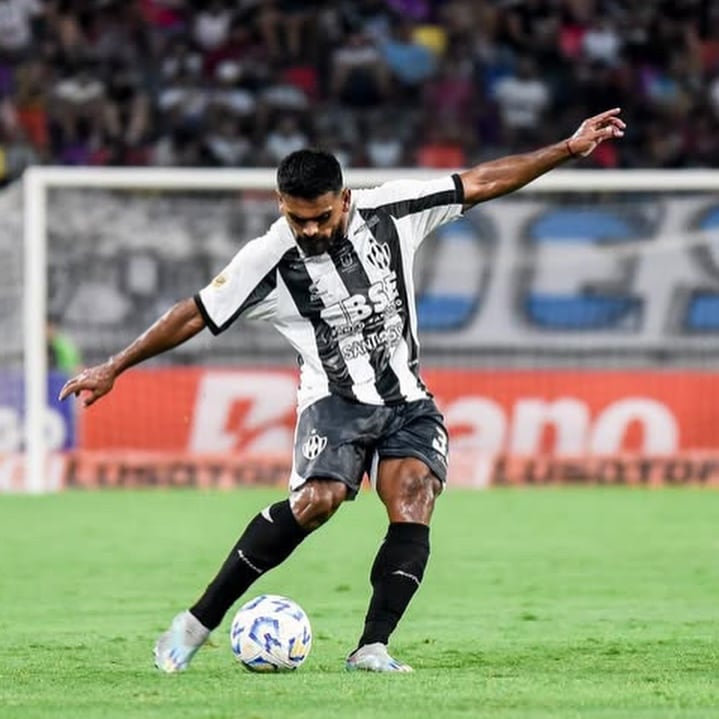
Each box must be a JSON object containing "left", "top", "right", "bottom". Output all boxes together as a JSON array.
[
  {"left": 356, "top": 174, "right": 465, "bottom": 251},
  {"left": 195, "top": 229, "right": 283, "bottom": 334}
]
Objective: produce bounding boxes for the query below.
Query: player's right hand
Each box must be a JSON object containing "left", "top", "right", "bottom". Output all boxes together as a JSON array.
[
  {"left": 58, "top": 362, "right": 116, "bottom": 406},
  {"left": 568, "top": 107, "right": 625, "bottom": 157}
]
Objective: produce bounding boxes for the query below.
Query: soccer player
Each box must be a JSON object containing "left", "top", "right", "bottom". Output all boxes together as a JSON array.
[{"left": 59, "top": 107, "right": 625, "bottom": 673}]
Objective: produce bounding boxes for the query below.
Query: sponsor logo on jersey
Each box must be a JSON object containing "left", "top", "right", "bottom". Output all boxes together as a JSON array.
[
  {"left": 341, "top": 323, "right": 403, "bottom": 359},
  {"left": 320, "top": 273, "right": 400, "bottom": 329},
  {"left": 318, "top": 272, "right": 404, "bottom": 360}
]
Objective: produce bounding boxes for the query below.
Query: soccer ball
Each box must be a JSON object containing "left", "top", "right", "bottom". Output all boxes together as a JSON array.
[{"left": 230, "top": 594, "right": 312, "bottom": 672}]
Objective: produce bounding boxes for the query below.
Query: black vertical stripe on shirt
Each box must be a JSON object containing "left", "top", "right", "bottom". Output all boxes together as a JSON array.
[
  {"left": 236, "top": 269, "right": 277, "bottom": 314},
  {"left": 355, "top": 180, "right": 461, "bottom": 392},
  {"left": 328, "top": 237, "right": 403, "bottom": 403},
  {"left": 358, "top": 209, "right": 426, "bottom": 396},
  {"left": 277, "top": 247, "right": 354, "bottom": 400}
]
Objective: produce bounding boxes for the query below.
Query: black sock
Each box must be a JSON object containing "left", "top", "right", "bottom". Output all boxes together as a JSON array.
[
  {"left": 357, "top": 522, "right": 430, "bottom": 648},
  {"left": 190, "top": 500, "right": 309, "bottom": 630}
]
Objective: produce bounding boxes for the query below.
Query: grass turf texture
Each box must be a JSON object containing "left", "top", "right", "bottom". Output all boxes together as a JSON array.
[{"left": 1, "top": 487, "right": 717, "bottom": 719}]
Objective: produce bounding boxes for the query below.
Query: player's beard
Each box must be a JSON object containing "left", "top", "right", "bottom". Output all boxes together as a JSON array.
[{"left": 296, "top": 223, "right": 345, "bottom": 257}]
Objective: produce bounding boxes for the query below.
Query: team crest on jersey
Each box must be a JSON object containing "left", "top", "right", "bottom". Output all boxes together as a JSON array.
[
  {"left": 366, "top": 237, "right": 391, "bottom": 271},
  {"left": 211, "top": 273, "right": 227, "bottom": 288},
  {"left": 302, "top": 430, "right": 327, "bottom": 460}
]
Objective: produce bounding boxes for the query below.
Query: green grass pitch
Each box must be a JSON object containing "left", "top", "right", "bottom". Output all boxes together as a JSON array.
[{"left": 1, "top": 486, "right": 717, "bottom": 719}]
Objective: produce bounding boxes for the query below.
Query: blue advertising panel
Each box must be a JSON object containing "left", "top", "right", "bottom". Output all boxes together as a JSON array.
[{"left": 0, "top": 371, "right": 76, "bottom": 451}]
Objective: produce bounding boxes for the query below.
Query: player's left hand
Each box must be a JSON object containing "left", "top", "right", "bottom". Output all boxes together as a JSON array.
[
  {"left": 58, "top": 361, "right": 116, "bottom": 406},
  {"left": 567, "top": 107, "right": 626, "bottom": 157}
]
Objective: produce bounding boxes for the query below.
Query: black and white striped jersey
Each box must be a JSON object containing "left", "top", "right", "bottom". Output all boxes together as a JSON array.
[{"left": 195, "top": 174, "right": 465, "bottom": 409}]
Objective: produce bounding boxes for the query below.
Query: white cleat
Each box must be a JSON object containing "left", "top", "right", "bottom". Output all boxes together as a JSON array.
[
  {"left": 345, "top": 642, "right": 413, "bottom": 673},
  {"left": 153, "top": 610, "right": 210, "bottom": 673}
]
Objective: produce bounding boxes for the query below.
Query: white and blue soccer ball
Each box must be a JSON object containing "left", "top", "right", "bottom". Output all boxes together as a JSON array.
[{"left": 230, "top": 594, "right": 312, "bottom": 672}]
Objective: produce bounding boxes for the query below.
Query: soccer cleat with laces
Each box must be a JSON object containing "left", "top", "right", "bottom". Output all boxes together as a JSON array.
[
  {"left": 153, "top": 610, "right": 211, "bottom": 673},
  {"left": 345, "top": 642, "right": 414, "bottom": 673}
]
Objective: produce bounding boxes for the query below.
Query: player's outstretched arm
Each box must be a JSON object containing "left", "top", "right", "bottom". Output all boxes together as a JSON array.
[
  {"left": 58, "top": 297, "right": 206, "bottom": 407},
  {"left": 459, "top": 107, "right": 626, "bottom": 208}
]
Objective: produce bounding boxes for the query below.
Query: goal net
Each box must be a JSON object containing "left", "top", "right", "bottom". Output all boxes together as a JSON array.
[{"left": 5, "top": 167, "right": 719, "bottom": 492}]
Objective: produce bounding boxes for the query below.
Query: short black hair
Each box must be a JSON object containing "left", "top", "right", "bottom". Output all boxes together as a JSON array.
[{"left": 276, "top": 148, "right": 343, "bottom": 199}]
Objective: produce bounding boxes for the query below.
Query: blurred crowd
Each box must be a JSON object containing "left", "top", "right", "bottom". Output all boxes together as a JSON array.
[{"left": 0, "top": 0, "right": 718, "bottom": 182}]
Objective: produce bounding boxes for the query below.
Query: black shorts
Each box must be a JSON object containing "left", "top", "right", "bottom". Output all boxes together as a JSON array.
[{"left": 289, "top": 395, "right": 449, "bottom": 499}]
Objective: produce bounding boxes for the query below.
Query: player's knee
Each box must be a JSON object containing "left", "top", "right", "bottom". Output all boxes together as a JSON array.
[
  {"left": 398, "top": 465, "right": 440, "bottom": 503},
  {"left": 382, "top": 461, "right": 441, "bottom": 522},
  {"left": 290, "top": 479, "right": 347, "bottom": 531}
]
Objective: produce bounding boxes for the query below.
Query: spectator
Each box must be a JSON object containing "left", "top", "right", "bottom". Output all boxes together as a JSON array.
[
  {"left": 493, "top": 56, "right": 551, "bottom": 147},
  {"left": 192, "top": 0, "right": 233, "bottom": 53},
  {"left": 364, "top": 121, "right": 406, "bottom": 167},
  {"left": 13, "top": 57, "right": 50, "bottom": 154},
  {"left": 330, "top": 31, "right": 389, "bottom": 108},
  {"left": 0, "top": 0, "right": 43, "bottom": 59},
  {"left": 103, "top": 61, "right": 151, "bottom": 155},
  {"left": 708, "top": 69, "right": 719, "bottom": 119},
  {"left": 342, "top": 0, "right": 396, "bottom": 45},
  {"left": 204, "top": 113, "right": 252, "bottom": 166},
  {"left": 1, "top": 125, "right": 39, "bottom": 181},
  {"left": 422, "top": 48, "right": 477, "bottom": 134},
  {"left": 262, "top": 114, "right": 307, "bottom": 164},
  {"left": 438, "top": 0, "right": 479, "bottom": 44},
  {"left": 139, "top": 0, "right": 188, "bottom": 36},
  {"left": 46, "top": 0, "right": 88, "bottom": 61},
  {"left": 202, "top": 19, "right": 267, "bottom": 86},
  {"left": 581, "top": 17, "right": 622, "bottom": 67},
  {"left": 499, "top": 0, "right": 562, "bottom": 58},
  {"left": 157, "top": 64, "right": 209, "bottom": 136},
  {"left": 380, "top": 19, "right": 436, "bottom": 99},
  {"left": 152, "top": 126, "right": 203, "bottom": 166},
  {"left": 160, "top": 36, "right": 202, "bottom": 83},
  {"left": 47, "top": 319, "right": 83, "bottom": 375},
  {"left": 641, "top": 113, "right": 689, "bottom": 168},
  {"left": 259, "top": 67, "right": 313, "bottom": 114},
  {"left": 384, "top": 0, "right": 432, "bottom": 23},
  {"left": 314, "top": 130, "right": 355, "bottom": 169},
  {"left": 415, "top": 123, "right": 467, "bottom": 168},
  {"left": 255, "top": 0, "right": 316, "bottom": 64},
  {"left": 685, "top": 107, "right": 719, "bottom": 166},
  {"left": 209, "top": 60, "right": 257, "bottom": 120},
  {"left": 90, "top": 1, "right": 149, "bottom": 66},
  {"left": 0, "top": 0, "right": 712, "bottom": 172},
  {"left": 51, "top": 58, "right": 108, "bottom": 151},
  {"left": 572, "top": 59, "right": 633, "bottom": 122}
]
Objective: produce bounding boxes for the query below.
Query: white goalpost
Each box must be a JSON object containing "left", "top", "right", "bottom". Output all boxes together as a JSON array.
[{"left": 19, "top": 166, "right": 719, "bottom": 493}]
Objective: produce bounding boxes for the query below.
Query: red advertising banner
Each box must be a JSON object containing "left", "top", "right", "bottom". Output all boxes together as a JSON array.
[
  {"left": 78, "top": 367, "right": 298, "bottom": 452},
  {"left": 63, "top": 451, "right": 291, "bottom": 490},
  {"left": 65, "top": 367, "right": 719, "bottom": 489}
]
